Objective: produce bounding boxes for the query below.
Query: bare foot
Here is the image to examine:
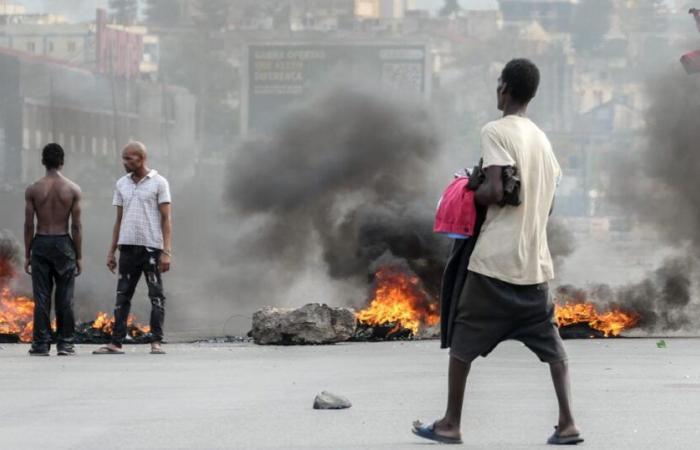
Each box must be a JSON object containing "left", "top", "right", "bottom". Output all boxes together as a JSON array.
[
  {"left": 417, "top": 418, "right": 461, "bottom": 439},
  {"left": 150, "top": 342, "right": 166, "bottom": 354},
  {"left": 556, "top": 424, "right": 581, "bottom": 437}
]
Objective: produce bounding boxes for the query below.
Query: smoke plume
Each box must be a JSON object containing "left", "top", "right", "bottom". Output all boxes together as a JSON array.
[
  {"left": 0, "top": 229, "right": 22, "bottom": 289},
  {"left": 557, "top": 256, "right": 696, "bottom": 333},
  {"left": 226, "top": 86, "right": 448, "bottom": 300},
  {"left": 602, "top": 70, "right": 700, "bottom": 331}
]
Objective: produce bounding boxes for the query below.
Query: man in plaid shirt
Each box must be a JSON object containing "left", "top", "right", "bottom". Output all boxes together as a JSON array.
[{"left": 94, "top": 142, "right": 172, "bottom": 355}]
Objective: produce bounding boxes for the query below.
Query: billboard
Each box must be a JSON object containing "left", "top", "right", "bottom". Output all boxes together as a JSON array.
[{"left": 242, "top": 43, "right": 430, "bottom": 134}]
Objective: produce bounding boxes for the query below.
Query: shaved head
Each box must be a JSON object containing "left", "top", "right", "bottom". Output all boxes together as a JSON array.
[
  {"left": 123, "top": 141, "right": 148, "bottom": 160},
  {"left": 121, "top": 141, "right": 149, "bottom": 174}
]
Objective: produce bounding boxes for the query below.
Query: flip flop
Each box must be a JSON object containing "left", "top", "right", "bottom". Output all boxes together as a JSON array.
[
  {"left": 547, "top": 426, "right": 584, "bottom": 445},
  {"left": 150, "top": 347, "right": 166, "bottom": 355},
  {"left": 92, "top": 346, "right": 124, "bottom": 355},
  {"left": 412, "top": 420, "right": 463, "bottom": 445}
]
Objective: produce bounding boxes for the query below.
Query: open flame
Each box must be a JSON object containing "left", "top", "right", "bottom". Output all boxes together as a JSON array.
[
  {"left": 555, "top": 302, "right": 640, "bottom": 337},
  {"left": 356, "top": 264, "right": 439, "bottom": 336},
  {"left": 0, "top": 288, "right": 35, "bottom": 342},
  {"left": 91, "top": 311, "right": 150, "bottom": 337},
  {"left": 0, "top": 289, "right": 150, "bottom": 343}
]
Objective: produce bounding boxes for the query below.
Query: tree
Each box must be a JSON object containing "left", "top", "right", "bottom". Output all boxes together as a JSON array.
[
  {"left": 571, "top": 0, "right": 613, "bottom": 53},
  {"left": 144, "top": 0, "right": 184, "bottom": 27},
  {"left": 439, "top": 0, "right": 461, "bottom": 18},
  {"left": 108, "top": 0, "right": 139, "bottom": 26}
]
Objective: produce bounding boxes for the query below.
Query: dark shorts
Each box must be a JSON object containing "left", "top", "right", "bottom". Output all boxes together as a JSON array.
[{"left": 450, "top": 271, "right": 567, "bottom": 364}]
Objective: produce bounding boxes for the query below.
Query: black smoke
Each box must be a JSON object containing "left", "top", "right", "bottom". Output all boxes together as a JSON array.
[
  {"left": 226, "top": 86, "right": 448, "bottom": 298},
  {"left": 557, "top": 256, "right": 695, "bottom": 332},
  {"left": 601, "top": 70, "right": 700, "bottom": 332}
]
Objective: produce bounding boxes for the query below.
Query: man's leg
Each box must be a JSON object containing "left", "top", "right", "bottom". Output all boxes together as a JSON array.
[
  {"left": 432, "top": 356, "right": 471, "bottom": 438},
  {"left": 30, "top": 253, "right": 53, "bottom": 354},
  {"left": 54, "top": 269, "right": 76, "bottom": 353},
  {"left": 111, "top": 247, "right": 142, "bottom": 347},
  {"left": 549, "top": 360, "right": 579, "bottom": 436},
  {"left": 143, "top": 250, "right": 165, "bottom": 345}
]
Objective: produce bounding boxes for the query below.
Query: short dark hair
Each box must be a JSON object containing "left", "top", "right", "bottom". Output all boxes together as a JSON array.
[
  {"left": 42, "top": 143, "right": 64, "bottom": 169},
  {"left": 501, "top": 59, "right": 540, "bottom": 104}
]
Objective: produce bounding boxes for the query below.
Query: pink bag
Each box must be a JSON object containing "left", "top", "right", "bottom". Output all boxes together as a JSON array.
[{"left": 434, "top": 177, "right": 477, "bottom": 239}]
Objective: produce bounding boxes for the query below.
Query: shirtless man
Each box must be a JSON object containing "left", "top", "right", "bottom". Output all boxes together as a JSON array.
[{"left": 24, "top": 143, "right": 82, "bottom": 356}]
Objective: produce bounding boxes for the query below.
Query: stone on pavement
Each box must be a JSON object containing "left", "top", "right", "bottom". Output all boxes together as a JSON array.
[{"left": 313, "top": 391, "right": 352, "bottom": 409}]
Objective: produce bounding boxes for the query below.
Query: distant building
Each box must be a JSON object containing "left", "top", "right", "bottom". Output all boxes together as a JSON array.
[
  {"left": 0, "top": 8, "right": 159, "bottom": 79},
  {"left": 498, "top": 0, "right": 578, "bottom": 33},
  {"left": 0, "top": 3, "right": 67, "bottom": 25},
  {"left": 289, "top": 0, "right": 355, "bottom": 31},
  {"left": 0, "top": 48, "right": 196, "bottom": 187}
]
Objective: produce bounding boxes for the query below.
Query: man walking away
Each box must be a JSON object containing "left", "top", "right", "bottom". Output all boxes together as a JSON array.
[
  {"left": 412, "top": 59, "right": 583, "bottom": 445},
  {"left": 93, "top": 142, "right": 172, "bottom": 355},
  {"left": 24, "top": 143, "right": 82, "bottom": 356}
]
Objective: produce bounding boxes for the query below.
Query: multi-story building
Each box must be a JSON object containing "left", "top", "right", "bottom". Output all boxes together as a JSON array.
[
  {"left": 0, "top": 48, "right": 196, "bottom": 188},
  {"left": 498, "top": 0, "right": 578, "bottom": 33},
  {"left": 0, "top": 8, "right": 159, "bottom": 79}
]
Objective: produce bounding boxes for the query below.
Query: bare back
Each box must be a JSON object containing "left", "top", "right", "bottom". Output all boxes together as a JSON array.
[{"left": 27, "top": 173, "right": 80, "bottom": 235}]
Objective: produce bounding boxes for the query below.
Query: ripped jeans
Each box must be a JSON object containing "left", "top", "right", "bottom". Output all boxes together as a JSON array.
[{"left": 112, "top": 245, "right": 165, "bottom": 345}]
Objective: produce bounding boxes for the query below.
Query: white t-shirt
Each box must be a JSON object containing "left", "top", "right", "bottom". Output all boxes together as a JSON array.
[{"left": 468, "top": 115, "right": 561, "bottom": 285}]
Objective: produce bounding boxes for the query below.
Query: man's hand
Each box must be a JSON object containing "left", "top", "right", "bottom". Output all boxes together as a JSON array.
[
  {"left": 24, "top": 258, "right": 31, "bottom": 275},
  {"left": 75, "top": 259, "right": 82, "bottom": 277},
  {"left": 159, "top": 253, "right": 171, "bottom": 273},
  {"left": 107, "top": 253, "right": 117, "bottom": 274}
]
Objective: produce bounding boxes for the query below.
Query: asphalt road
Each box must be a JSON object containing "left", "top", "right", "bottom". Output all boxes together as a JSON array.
[{"left": 1, "top": 338, "right": 698, "bottom": 449}]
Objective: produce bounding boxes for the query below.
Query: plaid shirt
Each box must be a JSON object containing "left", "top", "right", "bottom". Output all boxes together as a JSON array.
[{"left": 113, "top": 170, "right": 171, "bottom": 250}]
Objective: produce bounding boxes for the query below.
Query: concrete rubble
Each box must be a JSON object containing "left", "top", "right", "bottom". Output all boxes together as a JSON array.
[{"left": 250, "top": 303, "right": 357, "bottom": 345}]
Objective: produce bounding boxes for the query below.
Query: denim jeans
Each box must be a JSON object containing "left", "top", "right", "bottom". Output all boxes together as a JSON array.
[{"left": 111, "top": 245, "right": 165, "bottom": 345}]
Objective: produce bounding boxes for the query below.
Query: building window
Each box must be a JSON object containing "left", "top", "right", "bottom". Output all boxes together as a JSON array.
[
  {"left": 27, "top": 41, "right": 36, "bottom": 52},
  {"left": 48, "top": 41, "right": 54, "bottom": 52},
  {"left": 67, "top": 41, "right": 76, "bottom": 52}
]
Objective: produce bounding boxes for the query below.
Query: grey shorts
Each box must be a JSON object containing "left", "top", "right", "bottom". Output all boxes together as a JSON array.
[{"left": 450, "top": 271, "right": 567, "bottom": 364}]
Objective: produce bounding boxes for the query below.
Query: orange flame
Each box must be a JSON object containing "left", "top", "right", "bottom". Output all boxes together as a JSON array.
[
  {"left": 356, "top": 265, "right": 439, "bottom": 336},
  {"left": 91, "top": 311, "right": 150, "bottom": 337},
  {"left": 555, "top": 302, "right": 640, "bottom": 337},
  {"left": 0, "top": 288, "right": 35, "bottom": 342},
  {"left": 0, "top": 290, "right": 150, "bottom": 342}
]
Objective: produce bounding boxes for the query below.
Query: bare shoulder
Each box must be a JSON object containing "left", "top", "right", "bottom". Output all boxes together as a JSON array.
[
  {"left": 66, "top": 177, "right": 82, "bottom": 195},
  {"left": 25, "top": 180, "right": 39, "bottom": 199},
  {"left": 61, "top": 176, "right": 82, "bottom": 201}
]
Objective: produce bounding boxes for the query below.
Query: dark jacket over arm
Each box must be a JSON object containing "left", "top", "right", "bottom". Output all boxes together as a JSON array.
[{"left": 439, "top": 204, "right": 487, "bottom": 348}]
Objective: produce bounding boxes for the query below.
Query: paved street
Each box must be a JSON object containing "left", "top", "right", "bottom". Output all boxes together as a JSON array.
[{"left": 1, "top": 338, "right": 698, "bottom": 449}]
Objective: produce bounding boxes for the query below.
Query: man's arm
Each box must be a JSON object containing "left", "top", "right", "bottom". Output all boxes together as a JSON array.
[
  {"left": 71, "top": 187, "right": 83, "bottom": 276},
  {"left": 158, "top": 203, "right": 172, "bottom": 273},
  {"left": 474, "top": 166, "right": 504, "bottom": 206},
  {"left": 107, "top": 206, "right": 122, "bottom": 274},
  {"left": 23, "top": 186, "right": 35, "bottom": 275}
]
